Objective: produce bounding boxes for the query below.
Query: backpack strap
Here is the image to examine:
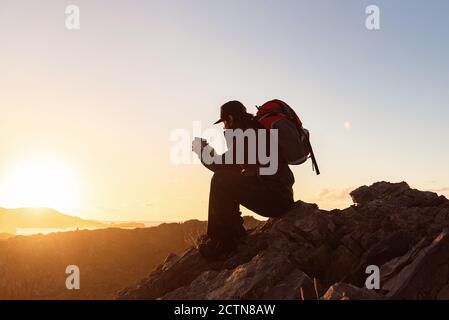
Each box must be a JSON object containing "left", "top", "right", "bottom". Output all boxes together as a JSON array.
[{"left": 305, "top": 134, "right": 320, "bottom": 175}]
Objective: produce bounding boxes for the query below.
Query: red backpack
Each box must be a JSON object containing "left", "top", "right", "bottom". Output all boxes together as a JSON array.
[{"left": 255, "top": 99, "right": 320, "bottom": 175}]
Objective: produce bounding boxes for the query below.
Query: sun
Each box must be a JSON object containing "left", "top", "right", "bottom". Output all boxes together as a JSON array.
[{"left": 0, "top": 157, "right": 81, "bottom": 213}]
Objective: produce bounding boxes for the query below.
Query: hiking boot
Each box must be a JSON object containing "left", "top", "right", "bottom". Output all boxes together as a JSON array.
[
  {"left": 197, "top": 235, "right": 238, "bottom": 260},
  {"left": 234, "top": 226, "right": 248, "bottom": 240}
]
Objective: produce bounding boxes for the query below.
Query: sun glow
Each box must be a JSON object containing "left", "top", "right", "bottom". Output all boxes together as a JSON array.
[{"left": 0, "top": 157, "right": 81, "bottom": 213}]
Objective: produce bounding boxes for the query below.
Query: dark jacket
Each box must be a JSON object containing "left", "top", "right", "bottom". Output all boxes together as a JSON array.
[{"left": 201, "top": 118, "right": 295, "bottom": 200}]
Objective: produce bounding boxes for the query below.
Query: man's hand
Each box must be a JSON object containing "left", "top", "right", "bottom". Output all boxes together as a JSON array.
[{"left": 192, "top": 137, "right": 209, "bottom": 157}]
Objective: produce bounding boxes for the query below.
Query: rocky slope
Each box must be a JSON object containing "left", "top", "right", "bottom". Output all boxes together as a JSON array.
[{"left": 118, "top": 182, "right": 449, "bottom": 300}]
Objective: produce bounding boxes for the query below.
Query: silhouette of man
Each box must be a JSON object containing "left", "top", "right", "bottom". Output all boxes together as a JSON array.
[{"left": 192, "top": 101, "right": 295, "bottom": 259}]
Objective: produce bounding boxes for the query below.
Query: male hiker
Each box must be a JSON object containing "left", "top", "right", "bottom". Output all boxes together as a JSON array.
[{"left": 192, "top": 100, "right": 298, "bottom": 259}]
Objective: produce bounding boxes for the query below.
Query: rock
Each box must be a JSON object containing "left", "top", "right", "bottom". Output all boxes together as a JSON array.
[
  {"left": 437, "top": 284, "right": 449, "bottom": 299},
  {"left": 380, "top": 238, "right": 428, "bottom": 285},
  {"left": 340, "top": 233, "right": 364, "bottom": 257},
  {"left": 322, "top": 283, "right": 383, "bottom": 300},
  {"left": 162, "top": 250, "right": 316, "bottom": 300},
  {"left": 350, "top": 181, "right": 445, "bottom": 208},
  {"left": 117, "top": 182, "right": 449, "bottom": 300},
  {"left": 269, "top": 201, "right": 334, "bottom": 247},
  {"left": 360, "top": 231, "right": 414, "bottom": 275},
  {"left": 384, "top": 229, "right": 449, "bottom": 299},
  {"left": 323, "top": 245, "right": 359, "bottom": 284},
  {"left": 264, "top": 269, "right": 319, "bottom": 300},
  {"left": 350, "top": 181, "right": 411, "bottom": 205},
  {"left": 161, "top": 253, "right": 180, "bottom": 271},
  {"left": 118, "top": 234, "right": 269, "bottom": 300}
]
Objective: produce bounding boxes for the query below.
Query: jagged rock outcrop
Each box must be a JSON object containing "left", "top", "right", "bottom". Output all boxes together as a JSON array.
[
  {"left": 321, "top": 283, "right": 383, "bottom": 300},
  {"left": 118, "top": 181, "right": 449, "bottom": 300}
]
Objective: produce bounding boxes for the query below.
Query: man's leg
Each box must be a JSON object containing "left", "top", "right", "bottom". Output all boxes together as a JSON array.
[
  {"left": 207, "top": 170, "right": 246, "bottom": 244},
  {"left": 207, "top": 170, "right": 293, "bottom": 245}
]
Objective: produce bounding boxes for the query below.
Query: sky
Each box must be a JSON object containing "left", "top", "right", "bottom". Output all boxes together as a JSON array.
[{"left": 0, "top": 0, "right": 448, "bottom": 221}]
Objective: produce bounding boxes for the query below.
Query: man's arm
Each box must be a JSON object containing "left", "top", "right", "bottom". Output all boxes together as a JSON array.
[
  {"left": 192, "top": 139, "right": 241, "bottom": 173},
  {"left": 200, "top": 147, "right": 241, "bottom": 172}
]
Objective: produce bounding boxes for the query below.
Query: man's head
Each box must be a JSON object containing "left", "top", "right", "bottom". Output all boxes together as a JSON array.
[{"left": 214, "top": 101, "right": 250, "bottom": 129}]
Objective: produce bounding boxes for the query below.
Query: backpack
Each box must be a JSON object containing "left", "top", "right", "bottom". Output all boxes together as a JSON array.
[{"left": 255, "top": 99, "right": 320, "bottom": 175}]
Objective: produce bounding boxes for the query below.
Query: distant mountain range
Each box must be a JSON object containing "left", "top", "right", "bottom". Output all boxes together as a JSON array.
[
  {"left": 0, "top": 232, "right": 14, "bottom": 240},
  {"left": 0, "top": 207, "right": 145, "bottom": 234}
]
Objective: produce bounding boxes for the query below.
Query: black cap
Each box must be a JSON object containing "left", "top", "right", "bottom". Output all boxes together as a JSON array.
[{"left": 213, "top": 101, "right": 247, "bottom": 125}]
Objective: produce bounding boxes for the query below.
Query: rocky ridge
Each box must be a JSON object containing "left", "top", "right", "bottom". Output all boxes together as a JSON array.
[{"left": 118, "top": 182, "right": 449, "bottom": 300}]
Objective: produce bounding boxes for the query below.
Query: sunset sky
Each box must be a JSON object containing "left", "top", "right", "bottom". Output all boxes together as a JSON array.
[{"left": 1, "top": 0, "right": 448, "bottom": 222}]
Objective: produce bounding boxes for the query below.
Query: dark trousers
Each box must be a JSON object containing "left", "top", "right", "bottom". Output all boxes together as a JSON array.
[{"left": 207, "top": 169, "right": 294, "bottom": 243}]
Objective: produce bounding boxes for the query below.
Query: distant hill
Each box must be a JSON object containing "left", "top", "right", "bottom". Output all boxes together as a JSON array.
[
  {"left": 0, "top": 208, "right": 144, "bottom": 233},
  {"left": 0, "top": 216, "right": 262, "bottom": 299},
  {"left": 0, "top": 232, "right": 14, "bottom": 240}
]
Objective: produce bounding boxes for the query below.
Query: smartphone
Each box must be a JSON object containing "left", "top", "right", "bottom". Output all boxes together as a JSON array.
[{"left": 194, "top": 137, "right": 208, "bottom": 145}]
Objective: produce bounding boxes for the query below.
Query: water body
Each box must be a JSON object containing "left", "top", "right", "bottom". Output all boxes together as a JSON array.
[{"left": 15, "top": 221, "right": 165, "bottom": 236}]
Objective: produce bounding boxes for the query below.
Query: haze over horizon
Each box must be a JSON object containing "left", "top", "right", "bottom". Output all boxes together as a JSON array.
[{"left": 1, "top": 0, "right": 449, "bottom": 222}]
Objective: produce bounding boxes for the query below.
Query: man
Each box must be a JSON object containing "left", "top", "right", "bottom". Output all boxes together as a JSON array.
[{"left": 192, "top": 100, "right": 295, "bottom": 259}]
